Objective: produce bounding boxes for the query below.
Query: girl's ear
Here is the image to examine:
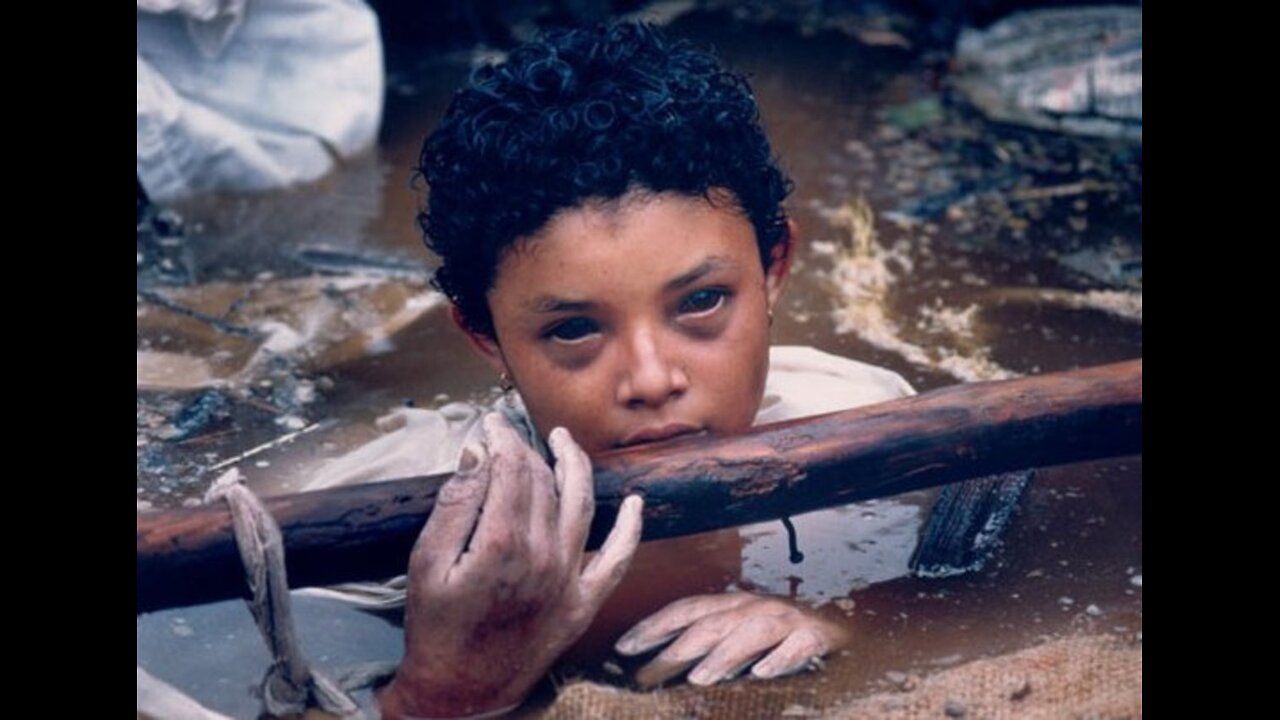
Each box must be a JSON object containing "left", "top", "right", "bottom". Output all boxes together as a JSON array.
[
  {"left": 764, "top": 218, "right": 797, "bottom": 312},
  {"left": 452, "top": 305, "right": 509, "bottom": 376}
]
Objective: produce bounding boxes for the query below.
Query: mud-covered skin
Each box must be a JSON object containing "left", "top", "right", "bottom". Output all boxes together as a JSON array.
[
  {"left": 381, "top": 414, "right": 644, "bottom": 719},
  {"left": 617, "top": 592, "right": 850, "bottom": 686}
]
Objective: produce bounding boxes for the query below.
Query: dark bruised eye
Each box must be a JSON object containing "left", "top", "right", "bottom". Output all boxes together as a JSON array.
[
  {"left": 678, "top": 288, "right": 728, "bottom": 316},
  {"left": 545, "top": 317, "right": 600, "bottom": 343}
]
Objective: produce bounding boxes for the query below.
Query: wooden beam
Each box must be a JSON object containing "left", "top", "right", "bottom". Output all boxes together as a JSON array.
[{"left": 138, "top": 359, "right": 1141, "bottom": 613}]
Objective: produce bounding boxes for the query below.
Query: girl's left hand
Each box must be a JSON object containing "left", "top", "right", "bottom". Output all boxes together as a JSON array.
[
  {"left": 614, "top": 592, "right": 849, "bottom": 686},
  {"left": 381, "top": 414, "right": 644, "bottom": 719}
]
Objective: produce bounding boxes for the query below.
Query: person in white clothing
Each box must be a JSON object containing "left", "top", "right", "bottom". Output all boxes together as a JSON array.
[{"left": 338, "top": 22, "right": 919, "bottom": 719}]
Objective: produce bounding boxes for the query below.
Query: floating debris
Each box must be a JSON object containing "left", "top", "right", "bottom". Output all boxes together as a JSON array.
[
  {"left": 1059, "top": 247, "right": 1143, "bottom": 290},
  {"left": 295, "top": 246, "right": 430, "bottom": 282},
  {"left": 275, "top": 414, "right": 308, "bottom": 431},
  {"left": 137, "top": 276, "right": 445, "bottom": 392},
  {"left": 885, "top": 97, "right": 944, "bottom": 134},
  {"left": 953, "top": 6, "right": 1142, "bottom": 141},
  {"left": 821, "top": 195, "right": 1020, "bottom": 382},
  {"left": 137, "top": 351, "right": 225, "bottom": 392},
  {"left": 1010, "top": 180, "right": 1119, "bottom": 202}
]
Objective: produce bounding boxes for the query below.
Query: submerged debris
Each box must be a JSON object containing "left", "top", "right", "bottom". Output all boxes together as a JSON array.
[
  {"left": 913, "top": 469, "right": 1033, "bottom": 577},
  {"left": 164, "top": 390, "right": 233, "bottom": 442},
  {"left": 137, "top": 270, "right": 443, "bottom": 504}
]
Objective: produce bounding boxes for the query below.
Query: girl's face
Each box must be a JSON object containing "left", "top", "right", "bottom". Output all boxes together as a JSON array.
[{"left": 463, "top": 189, "right": 792, "bottom": 455}]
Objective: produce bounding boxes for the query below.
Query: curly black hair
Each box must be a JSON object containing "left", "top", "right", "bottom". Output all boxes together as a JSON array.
[{"left": 417, "top": 21, "right": 793, "bottom": 338}]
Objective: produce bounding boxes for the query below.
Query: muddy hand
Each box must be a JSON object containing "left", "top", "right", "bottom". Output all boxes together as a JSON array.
[
  {"left": 615, "top": 592, "right": 848, "bottom": 687},
  {"left": 381, "top": 413, "right": 644, "bottom": 719}
]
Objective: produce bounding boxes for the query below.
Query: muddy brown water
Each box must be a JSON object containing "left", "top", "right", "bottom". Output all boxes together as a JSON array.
[{"left": 137, "top": 12, "right": 1141, "bottom": 717}]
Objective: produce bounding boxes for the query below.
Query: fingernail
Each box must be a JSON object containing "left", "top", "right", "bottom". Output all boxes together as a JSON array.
[
  {"left": 752, "top": 662, "right": 777, "bottom": 679},
  {"left": 549, "top": 427, "right": 568, "bottom": 447},
  {"left": 615, "top": 635, "right": 639, "bottom": 655},
  {"left": 688, "top": 667, "right": 718, "bottom": 686}
]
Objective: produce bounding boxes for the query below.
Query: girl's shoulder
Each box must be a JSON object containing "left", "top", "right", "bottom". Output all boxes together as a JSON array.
[
  {"left": 756, "top": 346, "right": 916, "bottom": 425},
  {"left": 302, "top": 394, "right": 543, "bottom": 492}
]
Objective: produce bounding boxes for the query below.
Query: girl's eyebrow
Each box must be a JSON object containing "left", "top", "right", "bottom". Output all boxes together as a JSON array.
[
  {"left": 665, "top": 256, "right": 736, "bottom": 292},
  {"left": 524, "top": 256, "right": 737, "bottom": 314},
  {"left": 526, "top": 297, "right": 596, "bottom": 314}
]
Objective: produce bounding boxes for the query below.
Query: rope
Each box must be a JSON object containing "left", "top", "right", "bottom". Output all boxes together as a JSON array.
[{"left": 205, "top": 469, "right": 364, "bottom": 718}]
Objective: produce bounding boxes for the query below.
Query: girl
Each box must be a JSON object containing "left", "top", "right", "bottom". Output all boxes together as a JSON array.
[{"left": 326, "top": 22, "right": 916, "bottom": 718}]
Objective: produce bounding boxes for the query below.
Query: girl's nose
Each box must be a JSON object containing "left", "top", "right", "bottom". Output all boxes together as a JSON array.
[{"left": 615, "top": 326, "right": 689, "bottom": 409}]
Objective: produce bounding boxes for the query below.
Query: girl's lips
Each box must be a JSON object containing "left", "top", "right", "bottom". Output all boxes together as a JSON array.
[{"left": 616, "top": 423, "right": 705, "bottom": 448}]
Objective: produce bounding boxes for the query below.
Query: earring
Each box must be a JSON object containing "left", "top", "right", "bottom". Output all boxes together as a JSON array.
[
  {"left": 498, "top": 371, "right": 515, "bottom": 393},
  {"left": 768, "top": 308, "right": 775, "bottom": 327}
]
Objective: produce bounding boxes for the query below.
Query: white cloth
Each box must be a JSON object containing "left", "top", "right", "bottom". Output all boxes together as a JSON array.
[
  {"left": 136, "top": 0, "right": 384, "bottom": 200},
  {"left": 755, "top": 345, "right": 916, "bottom": 423}
]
